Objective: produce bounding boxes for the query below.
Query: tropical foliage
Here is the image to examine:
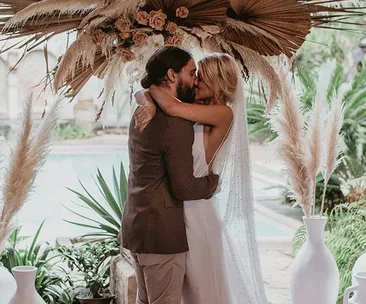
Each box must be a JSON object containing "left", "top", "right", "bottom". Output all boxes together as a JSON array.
[
  {"left": 0, "top": 222, "right": 72, "bottom": 303},
  {"left": 64, "top": 162, "right": 127, "bottom": 241},
  {"left": 58, "top": 240, "right": 119, "bottom": 299},
  {"left": 253, "top": 60, "right": 366, "bottom": 210}
]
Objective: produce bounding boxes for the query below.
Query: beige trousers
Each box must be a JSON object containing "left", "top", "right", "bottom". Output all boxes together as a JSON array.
[{"left": 131, "top": 252, "right": 187, "bottom": 304}]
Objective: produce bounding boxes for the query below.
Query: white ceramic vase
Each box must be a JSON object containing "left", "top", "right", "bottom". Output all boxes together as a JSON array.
[
  {"left": 351, "top": 252, "right": 366, "bottom": 301},
  {"left": 290, "top": 216, "right": 340, "bottom": 304},
  {"left": 0, "top": 265, "right": 17, "bottom": 303},
  {"left": 343, "top": 272, "right": 366, "bottom": 304},
  {"left": 8, "top": 266, "right": 45, "bottom": 304}
]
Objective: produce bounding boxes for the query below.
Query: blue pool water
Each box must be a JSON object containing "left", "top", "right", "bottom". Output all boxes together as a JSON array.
[{"left": 16, "top": 151, "right": 292, "bottom": 243}]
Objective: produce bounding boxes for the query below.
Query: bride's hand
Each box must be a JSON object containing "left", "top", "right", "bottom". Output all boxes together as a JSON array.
[{"left": 134, "top": 103, "right": 156, "bottom": 132}]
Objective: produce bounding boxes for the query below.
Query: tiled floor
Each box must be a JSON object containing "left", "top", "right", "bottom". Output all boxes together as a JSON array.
[{"left": 260, "top": 240, "right": 293, "bottom": 304}]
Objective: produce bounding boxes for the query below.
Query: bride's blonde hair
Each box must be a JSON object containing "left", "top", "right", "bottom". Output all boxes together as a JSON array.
[{"left": 198, "top": 53, "right": 239, "bottom": 105}]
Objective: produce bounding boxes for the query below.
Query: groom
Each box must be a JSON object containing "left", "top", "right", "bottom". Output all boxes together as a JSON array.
[{"left": 120, "top": 46, "right": 220, "bottom": 304}]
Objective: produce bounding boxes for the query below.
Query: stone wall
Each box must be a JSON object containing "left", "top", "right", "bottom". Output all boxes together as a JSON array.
[{"left": 110, "top": 253, "right": 137, "bottom": 304}]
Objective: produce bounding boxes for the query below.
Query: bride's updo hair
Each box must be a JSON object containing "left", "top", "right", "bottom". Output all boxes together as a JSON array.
[{"left": 198, "top": 53, "right": 238, "bottom": 105}]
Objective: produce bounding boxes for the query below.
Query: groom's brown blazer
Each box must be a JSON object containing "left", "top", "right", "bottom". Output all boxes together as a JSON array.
[{"left": 121, "top": 105, "right": 219, "bottom": 254}]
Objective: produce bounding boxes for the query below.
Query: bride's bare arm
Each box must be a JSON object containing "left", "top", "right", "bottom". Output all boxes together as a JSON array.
[
  {"left": 135, "top": 90, "right": 154, "bottom": 106},
  {"left": 134, "top": 90, "right": 156, "bottom": 131},
  {"left": 149, "top": 85, "right": 233, "bottom": 127}
]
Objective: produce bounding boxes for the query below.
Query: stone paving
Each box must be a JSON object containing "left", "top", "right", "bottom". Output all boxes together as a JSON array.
[{"left": 259, "top": 239, "right": 293, "bottom": 304}]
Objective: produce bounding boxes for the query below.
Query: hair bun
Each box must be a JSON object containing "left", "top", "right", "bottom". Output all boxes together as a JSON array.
[{"left": 141, "top": 73, "right": 151, "bottom": 89}]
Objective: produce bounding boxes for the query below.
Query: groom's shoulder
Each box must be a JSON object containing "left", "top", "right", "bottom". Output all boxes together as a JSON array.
[{"left": 163, "top": 117, "right": 194, "bottom": 146}]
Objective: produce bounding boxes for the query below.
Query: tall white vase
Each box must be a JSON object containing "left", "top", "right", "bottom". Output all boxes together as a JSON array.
[
  {"left": 0, "top": 265, "right": 17, "bottom": 303},
  {"left": 290, "top": 216, "right": 340, "bottom": 304},
  {"left": 8, "top": 266, "right": 46, "bottom": 304}
]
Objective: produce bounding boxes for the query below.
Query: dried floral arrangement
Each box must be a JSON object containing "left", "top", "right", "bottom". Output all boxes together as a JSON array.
[
  {"left": 269, "top": 60, "right": 345, "bottom": 217},
  {"left": 0, "top": 97, "right": 60, "bottom": 250},
  {"left": 0, "top": 0, "right": 365, "bottom": 115}
]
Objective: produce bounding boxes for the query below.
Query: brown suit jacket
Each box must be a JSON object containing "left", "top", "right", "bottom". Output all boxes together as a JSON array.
[{"left": 121, "top": 105, "right": 219, "bottom": 254}]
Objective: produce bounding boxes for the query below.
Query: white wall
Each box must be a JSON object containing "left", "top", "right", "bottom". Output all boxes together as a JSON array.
[{"left": 0, "top": 34, "right": 133, "bottom": 127}]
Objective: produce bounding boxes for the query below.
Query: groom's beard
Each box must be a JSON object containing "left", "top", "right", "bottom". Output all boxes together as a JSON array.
[{"left": 177, "top": 79, "right": 196, "bottom": 104}]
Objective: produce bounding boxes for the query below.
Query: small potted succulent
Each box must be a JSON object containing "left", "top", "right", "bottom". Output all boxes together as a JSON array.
[{"left": 58, "top": 240, "right": 119, "bottom": 304}]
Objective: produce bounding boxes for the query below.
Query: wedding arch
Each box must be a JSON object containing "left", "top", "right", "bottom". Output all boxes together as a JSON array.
[{"left": 0, "top": 0, "right": 364, "bottom": 115}]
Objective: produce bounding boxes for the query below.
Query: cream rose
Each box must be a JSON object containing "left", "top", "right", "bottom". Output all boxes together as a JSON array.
[
  {"left": 176, "top": 7, "right": 189, "bottom": 19},
  {"left": 165, "top": 32, "right": 185, "bottom": 46},
  {"left": 132, "top": 30, "right": 149, "bottom": 46},
  {"left": 149, "top": 9, "right": 167, "bottom": 31},
  {"left": 115, "top": 17, "right": 132, "bottom": 32},
  {"left": 165, "top": 22, "right": 178, "bottom": 34},
  {"left": 135, "top": 11, "right": 149, "bottom": 25}
]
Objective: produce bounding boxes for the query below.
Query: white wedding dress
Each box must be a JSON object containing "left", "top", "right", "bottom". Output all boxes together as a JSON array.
[
  {"left": 182, "top": 76, "right": 269, "bottom": 304},
  {"left": 182, "top": 123, "right": 230, "bottom": 304}
]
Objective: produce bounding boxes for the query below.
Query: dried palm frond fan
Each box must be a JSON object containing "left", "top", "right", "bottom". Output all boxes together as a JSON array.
[{"left": 0, "top": 0, "right": 365, "bottom": 114}]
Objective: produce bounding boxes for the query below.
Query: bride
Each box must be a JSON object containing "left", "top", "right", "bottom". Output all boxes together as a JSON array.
[{"left": 135, "top": 53, "right": 268, "bottom": 304}]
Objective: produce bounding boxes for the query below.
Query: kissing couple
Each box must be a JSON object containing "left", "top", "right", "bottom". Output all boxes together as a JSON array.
[{"left": 120, "top": 46, "right": 268, "bottom": 304}]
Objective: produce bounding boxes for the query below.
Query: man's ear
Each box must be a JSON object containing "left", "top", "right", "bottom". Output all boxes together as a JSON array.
[{"left": 167, "top": 68, "right": 178, "bottom": 84}]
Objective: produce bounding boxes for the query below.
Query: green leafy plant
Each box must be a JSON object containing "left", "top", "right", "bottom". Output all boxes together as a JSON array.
[
  {"left": 298, "top": 64, "right": 366, "bottom": 183},
  {"left": 53, "top": 122, "right": 90, "bottom": 141},
  {"left": 64, "top": 163, "right": 127, "bottom": 241},
  {"left": 336, "top": 69, "right": 366, "bottom": 182},
  {"left": 292, "top": 200, "right": 366, "bottom": 302},
  {"left": 259, "top": 64, "right": 366, "bottom": 210},
  {"left": 292, "top": 225, "right": 307, "bottom": 257},
  {"left": 0, "top": 222, "right": 72, "bottom": 303},
  {"left": 276, "top": 173, "right": 345, "bottom": 213},
  {"left": 58, "top": 240, "right": 120, "bottom": 299},
  {"left": 247, "top": 102, "right": 274, "bottom": 143}
]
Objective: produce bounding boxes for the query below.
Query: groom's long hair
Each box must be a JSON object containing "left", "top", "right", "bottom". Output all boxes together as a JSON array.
[{"left": 141, "top": 46, "right": 192, "bottom": 89}]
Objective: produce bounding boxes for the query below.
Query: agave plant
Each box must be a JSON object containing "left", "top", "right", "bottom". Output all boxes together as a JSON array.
[{"left": 64, "top": 162, "right": 127, "bottom": 240}]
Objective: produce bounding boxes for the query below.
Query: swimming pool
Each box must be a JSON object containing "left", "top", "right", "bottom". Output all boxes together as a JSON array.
[{"left": 16, "top": 150, "right": 293, "bottom": 243}]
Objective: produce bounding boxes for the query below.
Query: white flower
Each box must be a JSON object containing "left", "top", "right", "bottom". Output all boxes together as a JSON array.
[{"left": 150, "top": 34, "right": 164, "bottom": 47}]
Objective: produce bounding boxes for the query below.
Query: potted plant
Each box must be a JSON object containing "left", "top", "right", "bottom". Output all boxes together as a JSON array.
[
  {"left": 58, "top": 240, "right": 119, "bottom": 304},
  {"left": 269, "top": 61, "right": 344, "bottom": 304}
]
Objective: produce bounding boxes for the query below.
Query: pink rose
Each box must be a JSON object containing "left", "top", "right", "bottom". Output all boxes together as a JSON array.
[
  {"left": 135, "top": 11, "right": 149, "bottom": 25},
  {"left": 165, "top": 22, "right": 178, "bottom": 34},
  {"left": 149, "top": 9, "right": 167, "bottom": 31},
  {"left": 117, "top": 47, "right": 136, "bottom": 62},
  {"left": 132, "top": 30, "right": 149, "bottom": 46},
  {"left": 165, "top": 32, "right": 185, "bottom": 46},
  {"left": 115, "top": 17, "right": 131, "bottom": 32},
  {"left": 176, "top": 7, "right": 189, "bottom": 19}
]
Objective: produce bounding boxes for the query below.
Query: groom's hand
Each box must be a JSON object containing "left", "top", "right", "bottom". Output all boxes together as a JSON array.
[{"left": 205, "top": 174, "right": 220, "bottom": 199}]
